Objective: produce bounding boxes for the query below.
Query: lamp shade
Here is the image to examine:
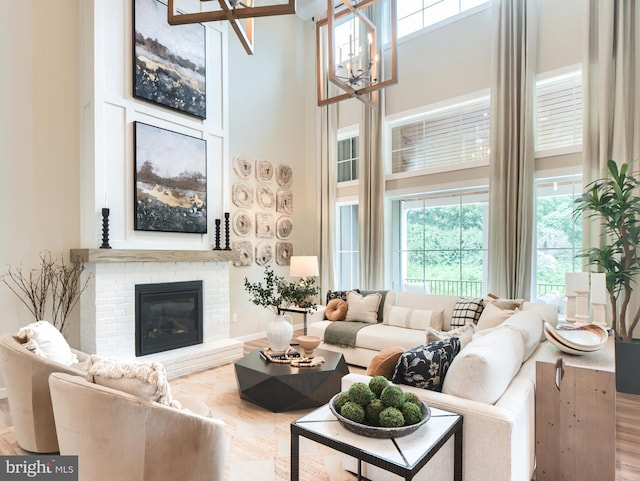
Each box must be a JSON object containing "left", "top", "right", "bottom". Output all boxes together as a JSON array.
[{"left": 290, "top": 256, "right": 319, "bottom": 277}]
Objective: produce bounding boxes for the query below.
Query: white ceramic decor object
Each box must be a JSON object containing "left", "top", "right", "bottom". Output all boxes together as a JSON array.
[{"left": 267, "top": 314, "right": 294, "bottom": 352}]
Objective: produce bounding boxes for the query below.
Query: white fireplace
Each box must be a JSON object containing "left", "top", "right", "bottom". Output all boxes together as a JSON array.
[{"left": 72, "top": 249, "right": 243, "bottom": 378}]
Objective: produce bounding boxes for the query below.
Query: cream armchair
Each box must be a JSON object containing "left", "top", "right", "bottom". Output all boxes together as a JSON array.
[
  {"left": 0, "top": 333, "right": 88, "bottom": 453},
  {"left": 48, "top": 372, "right": 227, "bottom": 481}
]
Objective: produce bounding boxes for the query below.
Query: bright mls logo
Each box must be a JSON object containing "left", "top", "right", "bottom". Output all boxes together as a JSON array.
[{"left": 1, "top": 456, "right": 77, "bottom": 480}]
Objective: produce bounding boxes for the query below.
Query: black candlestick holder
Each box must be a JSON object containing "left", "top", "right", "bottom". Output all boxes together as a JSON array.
[
  {"left": 213, "top": 219, "right": 222, "bottom": 250},
  {"left": 100, "top": 208, "right": 112, "bottom": 249},
  {"left": 224, "top": 212, "right": 231, "bottom": 250}
]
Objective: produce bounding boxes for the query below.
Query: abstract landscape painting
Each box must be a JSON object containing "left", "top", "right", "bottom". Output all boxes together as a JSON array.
[
  {"left": 134, "top": 122, "right": 207, "bottom": 234},
  {"left": 133, "top": 0, "right": 206, "bottom": 119}
]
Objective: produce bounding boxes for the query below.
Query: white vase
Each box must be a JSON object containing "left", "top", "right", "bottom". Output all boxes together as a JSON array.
[{"left": 266, "top": 314, "right": 293, "bottom": 352}]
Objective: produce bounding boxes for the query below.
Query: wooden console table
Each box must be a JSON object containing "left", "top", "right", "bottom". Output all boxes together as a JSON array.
[{"left": 535, "top": 337, "right": 615, "bottom": 481}]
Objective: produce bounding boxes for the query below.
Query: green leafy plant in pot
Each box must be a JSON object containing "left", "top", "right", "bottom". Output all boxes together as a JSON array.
[
  {"left": 574, "top": 160, "right": 640, "bottom": 393},
  {"left": 244, "top": 266, "right": 319, "bottom": 351}
]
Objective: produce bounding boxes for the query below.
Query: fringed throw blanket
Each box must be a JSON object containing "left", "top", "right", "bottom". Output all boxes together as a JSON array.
[{"left": 323, "top": 321, "right": 371, "bottom": 348}]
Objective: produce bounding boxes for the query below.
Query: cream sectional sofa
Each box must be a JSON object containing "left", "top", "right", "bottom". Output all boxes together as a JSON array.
[
  {"left": 308, "top": 291, "right": 462, "bottom": 367},
  {"left": 308, "top": 290, "right": 557, "bottom": 481}
]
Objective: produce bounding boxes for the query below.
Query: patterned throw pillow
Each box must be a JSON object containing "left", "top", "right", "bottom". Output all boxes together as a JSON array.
[
  {"left": 326, "top": 289, "right": 359, "bottom": 305},
  {"left": 450, "top": 298, "right": 485, "bottom": 328},
  {"left": 391, "top": 338, "right": 461, "bottom": 391}
]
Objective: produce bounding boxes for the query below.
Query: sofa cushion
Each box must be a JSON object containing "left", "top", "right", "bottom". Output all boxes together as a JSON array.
[
  {"left": 345, "top": 291, "right": 382, "bottom": 324},
  {"left": 325, "top": 299, "right": 348, "bottom": 321},
  {"left": 442, "top": 325, "right": 525, "bottom": 404},
  {"left": 476, "top": 302, "right": 517, "bottom": 331},
  {"left": 426, "top": 324, "right": 475, "bottom": 350},
  {"left": 85, "top": 356, "right": 174, "bottom": 405},
  {"left": 385, "top": 306, "right": 443, "bottom": 331},
  {"left": 366, "top": 346, "right": 405, "bottom": 379},
  {"left": 17, "top": 320, "right": 78, "bottom": 366},
  {"left": 450, "top": 297, "right": 485, "bottom": 328},
  {"left": 502, "top": 310, "right": 543, "bottom": 360},
  {"left": 392, "top": 338, "right": 461, "bottom": 391},
  {"left": 522, "top": 301, "right": 558, "bottom": 340},
  {"left": 353, "top": 324, "right": 435, "bottom": 351},
  {"left": 384, "top": 292, "right": 461, "bottom": 330}
]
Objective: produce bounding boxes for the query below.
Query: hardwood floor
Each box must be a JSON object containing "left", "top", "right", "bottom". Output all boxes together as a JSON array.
[{"left": 0, "top": 332, "right": 638, "bottom": 480}]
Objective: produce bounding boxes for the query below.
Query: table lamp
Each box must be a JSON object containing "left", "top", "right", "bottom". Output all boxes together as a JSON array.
[{"left": 290, "top": 256, "right": 319, "bottom": 279}]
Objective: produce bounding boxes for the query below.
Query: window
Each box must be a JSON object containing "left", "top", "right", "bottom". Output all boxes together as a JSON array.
[
  {"left": 393, "top": 189, "right": 488, "bottom": 296},
  {"left": 535, "top": 70, "right": 583, "bottom": 155},
  {"left": 535, "top": 176, "right": 582, "bottom": 299},
  {"left": 398, "top": 0, "right": 491, "bottom": 39},
  {"left": 390, "top": 96, "right": 490, "bottom": 174},
  {"left": 336, "top": 203, "right": 359, "bottom": 289},
  {"left": 338, "top": 136, "right": 359, "bottom": 182}
]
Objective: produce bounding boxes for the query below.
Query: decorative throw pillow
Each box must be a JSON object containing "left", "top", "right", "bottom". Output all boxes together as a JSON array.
[
  {"left": 326, "top": 289, "right": 359, "bottom": 304},
  {"left": 359, "top": 290, "right": 389, "bottom": 323},
  {"left": 17, "top": 320, "right": 79, "bottom": 366},
  {"left": 426, "top": 324, "right": 475, "bottom": 350},
  {"left": 85, "top": 356, "right": 174, "bottom": 406},
  {"left": 386, "top": 306, "right": 443, "bottom": 331},
  {"left": 442, "top": 325, "right": 525, "bottom": 404},
  {"left": 450, "top": 298, "right": 485, "bottom": 328},
  {"left": 366, "top": 345, "right": 405, "bottom": 379},
  {"left": 344, "top": 291, "right": 382, "bottom": 324},
  {"left": 475, "top": 302, "right": 517, "bottom": 331},
  {"left": 391, "top": 338, "right": 461, "bottom": 391},
  {"left": 483, "top": 293, "right": 524, "bottom": 311},
  {"left": 325, "top": 298, "right": 348, "bottom": 321}
]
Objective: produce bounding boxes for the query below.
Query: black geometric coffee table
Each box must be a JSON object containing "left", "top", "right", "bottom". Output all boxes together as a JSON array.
[{"left": 234, "top": 348, "right": 349, "bottom": 412}]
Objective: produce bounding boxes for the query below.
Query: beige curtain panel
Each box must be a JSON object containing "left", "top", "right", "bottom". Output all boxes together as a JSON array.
[{"left": 487, "top": 0, "right": 537, "bottom": 299}]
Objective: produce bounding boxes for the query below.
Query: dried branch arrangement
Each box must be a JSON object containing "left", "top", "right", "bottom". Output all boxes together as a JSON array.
[{"left": 2, "top": 251, "right": 91, "bottom": 335}]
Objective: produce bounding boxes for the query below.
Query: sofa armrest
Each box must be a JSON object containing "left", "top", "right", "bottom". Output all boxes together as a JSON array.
[
  {"left": 341, "top": 373, "right": 536, "bottom": 481},
  {"left": 308, "top": 306, "right": 326, "bottom": 324}
]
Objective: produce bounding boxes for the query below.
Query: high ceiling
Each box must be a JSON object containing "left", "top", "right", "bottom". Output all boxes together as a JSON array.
[{"left": 295, "top": 0, "right": 326, "bottom": 20}]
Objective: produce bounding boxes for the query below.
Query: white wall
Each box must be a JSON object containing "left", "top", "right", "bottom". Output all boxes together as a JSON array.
[
  {"left": 0, "top": 1, "right": 81, "bottom": 390},
  {"left": 227, "top": 14, "right": 319, "bottom": 339},
  {"left": 80, "top": 0, "right": 228, "bottom": 251}
]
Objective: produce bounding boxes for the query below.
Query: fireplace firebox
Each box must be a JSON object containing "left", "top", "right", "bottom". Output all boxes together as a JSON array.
[{"left": 135, "top": 281, "right": 203, "bottom": 356}]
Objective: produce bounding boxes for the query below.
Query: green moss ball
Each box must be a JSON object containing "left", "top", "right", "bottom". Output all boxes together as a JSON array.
[
  {"left": 379, "top": 407, "right": 405, "bottom": 427},
  {"left": 348, "top": 382, "right": 376, "bottom": 407},
  {"left": 403, "top": 392, "right": 421, "bottom": 406},
  {"left": 365, "top": 398, "right": 386, "bottom": 425},
  {"left": 340, "top": 401, "right": 365, "bottom": 423},
  {"left": 334, "top": 391, "right": 350, "bottom": 410},
  {"left": 401, "top": 402, "right": 423, "bottom": 425},
  {"left": 380, "top": 385, "right": 405, "bottom": 409},
  {"left": 368, "top": 376, "right": 390, "bottom": 398}
]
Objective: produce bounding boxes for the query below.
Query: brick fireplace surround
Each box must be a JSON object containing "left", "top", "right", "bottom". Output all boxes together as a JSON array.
[{"left": 70, "top": 249, "right": 243, "bottom": 377}]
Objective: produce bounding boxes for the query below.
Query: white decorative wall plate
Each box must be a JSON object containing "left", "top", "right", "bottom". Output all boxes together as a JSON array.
[
  {"left": 255, "top": 242, "right": 273, "bottom": 265},
  {"left": 276, "top": 164, "right": 293, "bottom": 188},
  {"left": 232, "top": 183, "right": 254, "bottom": 208},
  {"left": 256, "top": 159, "right": 274, "bottom": 182},
  {"left": 276, "top": 216, "right": 293, "bottom": 239}
]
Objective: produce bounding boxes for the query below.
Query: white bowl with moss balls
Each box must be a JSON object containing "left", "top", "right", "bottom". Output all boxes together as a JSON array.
[{"left": 328, "top": 379, "right": 431, "bottom": 438}]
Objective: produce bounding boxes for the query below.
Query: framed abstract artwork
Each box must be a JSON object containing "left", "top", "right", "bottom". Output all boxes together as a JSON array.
[
  {"left": 133, "top": 0, "right": 206, "bottom": 119},
  {"left": 134, "top": 122, "right": 207, "bottom": 233}
]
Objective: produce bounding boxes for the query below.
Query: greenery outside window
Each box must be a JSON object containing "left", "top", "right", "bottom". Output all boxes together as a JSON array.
[
  {"left": 535, "top": 175, "right": 582, "bottom": 299},
  {"left": 393, "top": 189, "right": 488, "bottom": 297}
]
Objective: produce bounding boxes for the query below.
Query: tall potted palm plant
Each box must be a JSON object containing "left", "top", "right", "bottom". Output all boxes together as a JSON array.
[{"left": 574, "top": 160, "right": 640, "bottom": 393}]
